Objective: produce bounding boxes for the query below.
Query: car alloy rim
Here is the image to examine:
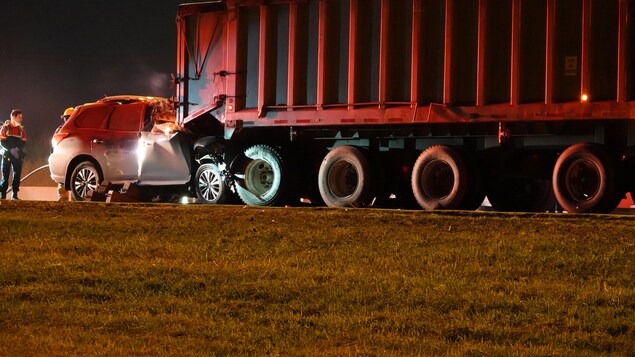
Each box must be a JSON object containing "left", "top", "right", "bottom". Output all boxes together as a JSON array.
[
  {"left": 199, "top": 168, "right": 221, "bottom": 201},
  {"left": 74, "top": 168, "right": 97, "bottom": 198}
]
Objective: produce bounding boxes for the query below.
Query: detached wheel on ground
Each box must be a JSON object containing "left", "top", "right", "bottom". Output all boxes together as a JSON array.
[
  {"left": 234, "top": 144, "right": 288, "bottom": 206},
  {"left": 70, "top": 161, "right": 101, "bottom": 201},
  {"left": 553, "top": 143, "right": 624, "bottom": 213},
  {"left": 318, "top": 145, "right": 372, "bottom": 207},
  {"left": 194, "top": 162, "right": 234, "bottom": 204},
  {"left": 411, "top": 145, "right": 483, "bottom": 210}
]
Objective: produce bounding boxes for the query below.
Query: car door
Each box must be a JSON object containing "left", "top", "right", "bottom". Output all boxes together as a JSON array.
[
  {"left": 90, "top": 103, "right": 144, "bottom": 183},
  {"left": 137, "top": 128, "right": 192, "bottom": 186}
]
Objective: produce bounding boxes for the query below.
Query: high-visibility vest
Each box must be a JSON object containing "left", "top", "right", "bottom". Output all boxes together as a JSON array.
[{"left": 0, "top": 120, "right": 26, "bottom": 141}]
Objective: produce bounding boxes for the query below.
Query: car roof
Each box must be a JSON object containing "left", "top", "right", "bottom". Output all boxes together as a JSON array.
[
  {"left": 97, "top": 95, "right": 168, "bottom": 104},
  {"left": 69, "top": 95, "right": 175, "bottom": 123}
]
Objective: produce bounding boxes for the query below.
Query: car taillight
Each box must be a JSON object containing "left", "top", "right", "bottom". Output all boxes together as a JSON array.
[{"left": 52, "top": 132, "right": 69, "bottom": 147}]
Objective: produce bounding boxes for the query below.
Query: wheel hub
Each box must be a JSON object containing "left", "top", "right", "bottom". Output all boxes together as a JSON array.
[
  {"left": 421, "top": 159, "right": 454, "bottom": 200},
  {"left": 74, "top": 168, "right": 97, "bottom": 198},
  {"left": 565, "top": 159, "right": 600, "bottom": 202},
  {"left": 245, "top": 159, "right": 274, "bottom": 196},
  {"left": 328, "top": 160, "right": 358, "bottom": 198},
  {"left": 199, "top": 169, "right": 221, "bottom": 200}
]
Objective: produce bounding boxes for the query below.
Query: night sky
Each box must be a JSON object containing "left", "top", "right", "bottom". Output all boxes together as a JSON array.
[{"left": 0, "top": 0, "right": 185, "bottom": 140}]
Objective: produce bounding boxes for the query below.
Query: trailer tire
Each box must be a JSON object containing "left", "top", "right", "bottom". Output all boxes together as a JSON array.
[
  {"left": 235, "top": 145, "right": 287, "bottom": 206},
  {"left": 553, "top": 143, "right": 624, "bottom": 213},
  {"left": 194, "top": 162, "right": 233, "bottom": 204},
  {"left": 318, "top": 146, "right": 372, "bottom": 207},
  {"left": 411, "top": 145, "right": 478, "bottom": 210},
  {"left": 70, "top": 161, "right": 101, "bottom": 201}
]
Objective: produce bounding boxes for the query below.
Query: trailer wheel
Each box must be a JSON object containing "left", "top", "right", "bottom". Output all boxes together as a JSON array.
[
  {"left": 70, "top": 161, "right": 101, "bottom": 201},
  {"left": 194, "top": 162, "right": 233, "bottom": 204},
  {"left": 234, "top": 145, "right": 287, "bottom": 206},
  {"left": 553, "top": 143, "right": 624, "bottom": 213},
  {"left": 411, "top": 145, "right": 480, "bottom": 210},
  {"left": 318, "top": 146, "right": 372, "bottom": 207}
]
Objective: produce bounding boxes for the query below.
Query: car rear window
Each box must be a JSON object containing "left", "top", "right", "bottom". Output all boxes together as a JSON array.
[
  {"left": 107, "top": 103, "right": 145, "bottom": 132},
  {"left": 73, "top": 105, "right": 111, "bottom": 128}
]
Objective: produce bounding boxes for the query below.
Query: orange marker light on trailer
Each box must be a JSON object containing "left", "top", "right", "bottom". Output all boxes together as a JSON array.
[{"left": 581, "top": 94, "right": 589, "bottom": 102}]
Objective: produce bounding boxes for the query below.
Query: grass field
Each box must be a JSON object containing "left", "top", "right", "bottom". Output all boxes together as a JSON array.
[{"left": 0, "top": 201, "right": 634, "bottom": 355}]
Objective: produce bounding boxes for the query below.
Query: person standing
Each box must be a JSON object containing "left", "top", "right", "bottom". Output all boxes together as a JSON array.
[
  {"left": 60, "top": 107, "right": 74, "bottom": 124},
  {"left": 56, "top": 107, "right": 74, "bottom": 201},
  {"left": 0, "top": 109, "right": 27, "bottom": 200}
]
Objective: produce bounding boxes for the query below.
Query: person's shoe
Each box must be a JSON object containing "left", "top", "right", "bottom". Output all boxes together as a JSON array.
[{"left": 11, "top": 195, "right": 19, "bottom": 200}]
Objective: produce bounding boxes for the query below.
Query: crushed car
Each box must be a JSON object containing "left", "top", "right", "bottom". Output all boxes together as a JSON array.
[{"left": 49, "top": 96, "right": 192, "bottom": 201}]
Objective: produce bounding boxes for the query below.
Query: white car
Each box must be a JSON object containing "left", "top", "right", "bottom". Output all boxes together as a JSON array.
[{"left": 49, "top": 96, "right": 192, "bottom": 201}]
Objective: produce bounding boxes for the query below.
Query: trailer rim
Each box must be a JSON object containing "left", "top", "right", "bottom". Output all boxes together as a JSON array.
[
  {"left": 327, "top": 160, "right": 359, "bottom": 199},
  {"left": 564, "top": 159, "right": 601, "bottom": 202},
  {"left": 420, "top": 159, "right": 454, "bottom": 200},
  {"left": 245, "top": 159, "right": 274, "bottom": 196}
]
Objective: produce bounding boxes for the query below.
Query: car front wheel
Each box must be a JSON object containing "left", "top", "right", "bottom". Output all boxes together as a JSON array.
[{"left": 194, "top": 162, "right": 234, "bottom": 204}]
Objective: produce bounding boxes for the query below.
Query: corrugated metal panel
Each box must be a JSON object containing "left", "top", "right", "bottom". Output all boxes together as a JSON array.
[{"left": 177, "top": 0, "right": 635, "bottom": 127}]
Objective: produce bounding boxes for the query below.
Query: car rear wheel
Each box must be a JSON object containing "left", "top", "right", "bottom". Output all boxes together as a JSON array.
[{"left": 70, "top": 161, "right": 101, "bottom": 201}]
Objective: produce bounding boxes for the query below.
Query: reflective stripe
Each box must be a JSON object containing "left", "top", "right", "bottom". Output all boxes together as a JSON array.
[{"left": 0, "top": 122, "right": 26, "bottom": 141}]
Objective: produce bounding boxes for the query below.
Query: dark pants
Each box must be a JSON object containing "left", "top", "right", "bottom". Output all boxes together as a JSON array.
[{"left": 0, "top": 155, "right": 22, "bottom": 198}]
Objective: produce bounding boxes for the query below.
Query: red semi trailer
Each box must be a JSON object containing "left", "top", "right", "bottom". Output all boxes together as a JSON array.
[{"left": 175, "top": 0, "right": 635, "bottom": 213}]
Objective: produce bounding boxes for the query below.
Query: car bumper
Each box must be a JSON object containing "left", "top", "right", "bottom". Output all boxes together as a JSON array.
[{"left": 48, "top": 153, "right": 68, "bottom": 184}]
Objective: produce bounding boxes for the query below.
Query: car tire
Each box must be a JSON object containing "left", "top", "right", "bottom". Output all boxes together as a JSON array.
[
  {"left": 70, "top": 161, "right": 101, "bottom": 201},
  {"left": 194, "top": 162, "right": 234, "bottom": 204}
]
